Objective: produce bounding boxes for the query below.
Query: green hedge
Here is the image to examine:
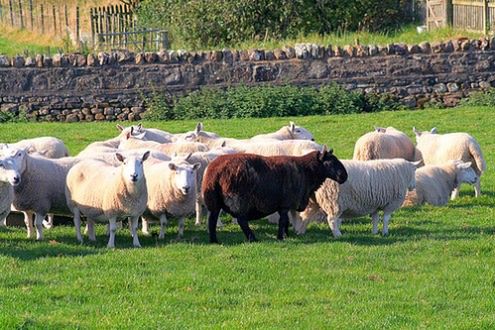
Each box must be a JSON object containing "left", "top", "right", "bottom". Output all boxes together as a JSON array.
[
  {"left": 137, "top": 0, "right": 412, "bottom": 49},
  {"left": 462, "top": 88, "right": 495, "bottom": 107},
  {"left": 142, "top": 84, "right": 405, "bottom": 121}
]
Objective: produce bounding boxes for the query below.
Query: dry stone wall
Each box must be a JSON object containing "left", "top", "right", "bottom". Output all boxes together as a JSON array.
[{"left": 1, "top": 37, "right": 494, "bottom": 122}]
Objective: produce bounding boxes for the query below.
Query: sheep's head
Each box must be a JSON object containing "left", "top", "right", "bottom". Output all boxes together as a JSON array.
[
  {"left": 317, "top": 146, "right": 348, "bottom": 184},
  {"left": 1, "top": 147, "right": 27, "bottom": 175},
  {"left": 182, "top": 122, "right": 220, "bottom": 143},
  {"left": 168, "top": 159, "right": 201, "bottom": 195},
  {"left": 413, "top": 127, "right": 437, "bottom": 140},
  {"left": 0, "top": 156, "right": 21, "bottom": 186},
  {"left": 288, "top": 122, "right": 315, "bottom": 141},
  {"left": 116, "top": 151, "right": 150, "bottom": 184},
  {"left": 453, "top": 161, "right": 477, "bottom": 185}
]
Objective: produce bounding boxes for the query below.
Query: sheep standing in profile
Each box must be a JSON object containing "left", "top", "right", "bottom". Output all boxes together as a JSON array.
[
  {"left": 141, "top": 156, "right": 201, "bottom": 239},
  {"left": 353, "top": 126, "right": 416, "bottom": 161},
  {"left": 65, "top": 151, "right": 150, "bottom": 248},
  {"left": 404, "top": 160, "right": 477, "bottom": 206},
  {"left": 413, "top": 127, "right": 486, "bottom": 198},
  {"left": 296, "top": 159, "right": 419, "bottom": 237}
]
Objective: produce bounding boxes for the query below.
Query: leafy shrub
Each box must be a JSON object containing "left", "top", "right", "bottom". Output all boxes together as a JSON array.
[
  {"left": 145, "top": 84, "right": 404, "bottom": 120},
  {"left": 137, "top": 0, "right": 413, "bottom": 49},
  {"left": 462, "top": 88, "right": 495, "bottom": 107}
]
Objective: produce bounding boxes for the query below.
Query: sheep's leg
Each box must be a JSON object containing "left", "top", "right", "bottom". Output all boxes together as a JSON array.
[
  {"left": 73, "top": 209, "right": 83, "bottom": 243},
  {"left": 107, "top": 217, "right": 118, "bottom": 248},
  {"left": 208, "top": 209, "right": 221, "bottom": 243},
  {"left": 158, "top": 214, "right": 168, "bottom": 240},
  {"left": 142, "top": 217, "right": 151, "bottom": 236},
  {"left": 23, "top": 212, "right": 34, "bottom": 239},
  {"left": 474, "top": 177, "right": 481, "bottom": 197},
  {"left": 0, "top": 216, "right": 6, "bottom": 227},
  {"left": 237, "top": 216, "right": 257, "bottom": 242},
  {"left": 195, "top": 198, "right": 202, "bottom": 226},
  {"left": 371, "top": 212, "right": 380, "bottom": 235},
  {"left": 34, "top": 213, "right": 45, "bottom": 241},
  {"left": 130, "top": 216, "right": 141, "bottom": 248},
  {"left": 327, "top": 215, "right": 342, "bottom": 238},
  {"left": 43, "top": 214, "right": 54, "bottom": 229},
  {"left": 451, "top": 186, "right": 460, "bottom": 200},
  {"left": 177, "top": 217, "right": 185, "bottom": 238},
  {"left": 382, "top": 212, "right": 392, "bottom": 236},
  {"left": 87, "top": 219, "right": 96, "bottom": 242},
  {"left": 277, "top": 210, "right": 289, "bottom": 240}
]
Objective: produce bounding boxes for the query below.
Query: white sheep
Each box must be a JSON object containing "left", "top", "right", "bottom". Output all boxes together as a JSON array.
[
  {"left": 65, "top": 151, "right": 150, "bottom": 248},
  {"left": 119, "top": 131, "right": 209, "bottom": 155},
  {"left": 237, "top": 139, "right": 322, "bottom": 156},
  {"left": 249, "top": 121, "right": 315, "bottom": 141},
  {"left": 404, "top": 160, "right": 478, "bottom": 206},
  {"left": 117, "top": 123, "right": 174, "bottom": 143},
  {"left": 0, "top": 156, "right": 21, "bottom": 226},
  {"left": 2, "top": 137, "right": 69, "bottom": 158},
  {"left": 413, "top": 127, "right": 486, "bottom": 198},
  {"left": 353, "top": 126, "right": 417, "bottom": 161},
  {"left": 141, "top": 156, "right": 201, "bottom": 239},
  {"left": 4, "top": 147, "right": 79, "bottom": 240},
  {"left": 295, "top": 159, "right": 418, "bottom": 237}
]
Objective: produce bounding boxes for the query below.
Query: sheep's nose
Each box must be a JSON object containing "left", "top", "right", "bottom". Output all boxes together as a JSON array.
[
  {"left": 311, "top": 138, "right": 315, "bottom": 141},
  {"left": 131, "top": 174, "right": 138, "bottom": 182},
  {"left": 183, "top": 186, "right": 190, "bottom": 193},
  {"left": 13, "top": 176, "right": 20, "bottom": 184}
]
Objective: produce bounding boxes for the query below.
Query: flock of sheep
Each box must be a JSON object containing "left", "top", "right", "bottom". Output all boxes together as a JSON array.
[{"left": 0, "top": 121, "right": 486, "bottom": 247}]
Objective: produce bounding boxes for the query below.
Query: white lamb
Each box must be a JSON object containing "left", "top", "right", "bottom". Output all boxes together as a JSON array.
[
  {"left": 65, "top": 151, "right": 150, "bottom": 248},
  {"left": 2, "top": 137, "right": 69, "bottom": 158},
  {"left": 0, "top": 156, "right": 21, "bottom": 225},
  {"left": 141, "top": 156, "right": 201, "bottom": 239},
  {"left": 353, "top": 126, "right": 417, "bottom": 161},
  {"left": 404, "top": 160, "right": 478, "bottom": 206},
  {"left": 295, "top": 159, "right": 418, "bottom": 237},
  {"left": 4, "top": 147, "right": 79, "bottom": 240},
  {"left": 413, "top": 127, "right": 486, "bottom": 198}
]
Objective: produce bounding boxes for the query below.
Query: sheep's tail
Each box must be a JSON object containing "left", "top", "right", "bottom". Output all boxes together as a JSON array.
[{"left": 468, "top": 141, "right": 486, "bottom": 174}]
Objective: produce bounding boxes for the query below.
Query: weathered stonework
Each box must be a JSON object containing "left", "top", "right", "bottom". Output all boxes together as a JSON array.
[{"left": 0, "top": 38, "right": 494, "bottom": 122}]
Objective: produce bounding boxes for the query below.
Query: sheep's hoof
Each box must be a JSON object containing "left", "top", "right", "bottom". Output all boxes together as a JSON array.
[
  {"left": 248, "top": 236, "right": 258, "bottom": 243},
  {"left": 42, "top": 221, "right": 53, "bottom": 229},
  {"left": 194, "top": 221, "right": 201, "bottom": 226},
  {"left": 332, "top": 232, "right": 342, "bottom": 239},
  {"left": 141, "top": 231, "right": 151, "bottom": 237}
]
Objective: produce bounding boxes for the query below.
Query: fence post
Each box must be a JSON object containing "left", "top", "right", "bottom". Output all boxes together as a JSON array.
[
  {"left": 483, "top": 0, "right": 488, "bottom": 34},
  {"left": 90, "top": 7, "right": 95, "bottom": 47},
  {"left": 8, "top": 0, "right": 13, "bottom": 26},
  {"left": 40, "top": 3, "right": 44, "bottom": 34},
  {"left": 17, "top": 0, "right": 23, "bottom": 28},
  {"left": 64, "top": 4, "right": 68, "bottom": 30},
  {"left": 29, "top": 0, "right": 33, "bottom": 29},
  {"left": 76, "top": 6, "right": 80, "bottom": 48},
  {"left": 52, "top": 5, "right": 56, "bottom": 35},
  {"left": 0, "top": 0, "right": 3, "bottom": 24}
]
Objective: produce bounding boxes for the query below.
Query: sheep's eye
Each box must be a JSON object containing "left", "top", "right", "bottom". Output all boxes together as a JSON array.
[{"left": 0, "top": 163, "right": 4, "bottom": 168}]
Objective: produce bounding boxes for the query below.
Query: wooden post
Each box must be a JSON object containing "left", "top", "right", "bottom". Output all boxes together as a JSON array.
[
  {"left": 76, "top": 6, "right": 80, "bottom": 48},
  {"left": 8, "top": 0, "right": 13, "bottom": 26},
  {"left": 0, "top": 0, "right": 3, "bottom": 24},
  {"left": 483, "top": 0, "right": 488, "bottom": 34},
  {"left": 17, "top": 0, "right": 23, "bottom": 28},
  {"left": 29, "top": 0, "right": 33, "bottom": 29},
  {"left": 64, "top": 4, "right": 68, "bottom": 30},
  {"left": 90, "top": 7, "right": 95, "bottom": 47},
  {"left": 52, "top": 5, "right": 56, "bottom": 34},
  {"left": 40, "top": 3, "right": 44, "bottom": 34}
]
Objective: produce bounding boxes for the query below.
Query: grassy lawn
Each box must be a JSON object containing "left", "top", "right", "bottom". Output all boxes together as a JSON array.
[{"left": 0, "top": 106, "right": 494, "bottom": 328}]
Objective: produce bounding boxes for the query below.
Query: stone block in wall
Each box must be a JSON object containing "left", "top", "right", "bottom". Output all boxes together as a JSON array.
[
  {"left": 282, "top": 46, "right": 296, "bottom": 59},
  {"left": 35, "top": 54, "right": 44, "bottom": 67},
  {"left": 461, "top": 40, "right": 471, "bottom": 51},
  {"left": 444, "top": 41, "right": 455, "bottom": 52},
  {"left": 479, "top": 81, "right": 491, "bottom": 89},
  {"left": 222, "top": 49, "right": 234, "bottom": 64},
  {"left": 369, "top": 45, "right": 379, "bottom": 56},
  {"left": 131, "top": 106, "right": 144, "bottom": 114},
  {"left": 98, "top": 52, "right": 110, "bottom": 66},
  {"left": 66, "top": 114, "right": 79, "bottom": 122},
  {"left": 12, "top": 56, "right": 25, "bottom": 68},
  {"left": 264, "top": 51, "right": 275, "bottom": 61},
  {"left": 239, "top": 50, "right": 250, "bottom": 61},
  {"left": 394, "top": 44, "right": 408, "bottom": 55},
  {"left": 344, "top": 45, "right": 356, "bottom": 57},
  {"left": 145, "top": 52, "right": 159, "bottom": 63},
  {"left": 158, "top": 50, "right": 169, "bottom": 63},
  {"left": 419, "top": 42, "right": 431, "bottom": 53},
  {"left": 447, "top": 82, "right": 459, "bottom": 92},
  {"left": 95, "top": 113, "right": 105, "bottom": 120},
  {"left": 433, "top": 83, "right": 447, "bottom": 93},
  {"left": 135, "top": 53, "right": 145, "bottom": 64},
  {"left": 85, "top": 114, "right": 94, "bottom": 121},
  {"left": 356, "top": 45, "right": 369, "bottom": 57},
  {"left": 248, "top": 49, "right": 265, "bottom": 61},
  {"left": 252, "top": 65, "right": 279, "bottom": 82},
  {"left": 310, "top": 44, "right": 325, "bottom": 59},
  {"left": 273, "top": 49, "right": 287, "bottom": 60},
  {"left": 0, "top": 55, "right": 10, "bottom": 67},
  {"left": 408, "top": 44, "right": 421, "bottom": 54},
  {"left": 87, "top": 54, "right": 97, "bottom": 66},
  {"left": 308, "top": 61, "right": 328, "bottom": 79}
]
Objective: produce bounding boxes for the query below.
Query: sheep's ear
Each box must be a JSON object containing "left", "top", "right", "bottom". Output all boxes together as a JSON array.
[
  {"left": 457, "top": 161, "right": 472, "bottom": 169},
  {"left": 289, "top": 121, "right": 295, "bottom": 132},
  {"left": 142, "top": 151, "right": 151, "bottom": 162},
  {"left": 172, "top": 152, "right": 178, "bottom": 158},
  {"left": 25, "top": 144, "right": 35, "bottom": 154},
  {"left": 413, "top": 127, "right": 420, "bottom": 136},
  {"left": 134, "top": 132, "right": 146, "bottom": 140},
  {"left": 137, "top": 123, "right": 143, "bottom": 130},
  {"left": 412, "top": 160, "right": 422, "bottom": 168},
  {"left": 168, "top": 162, "right": 177, "bottom": 171},
  {"left": 184, "top": 153, "right": 192, "bottom": 161},
  {"left": 374, "top": 126, "right": 385, "bottom": 133},
  {"left": 116, "top": 153, "right": 125, "bottom": 163},
  {"left": 192, "top": 162, "right": 201, "bottom": 170},
  {"left": 125, "top": 131, "right": 132, "bottom": 140},
  {"left": 116, "top": 124, "right": 125, "bottom": 132},
  {"left": 195, "top": 122, "right": 203, "bottom": 134},
  {"left": 220, "top": 140, "right": 226, "bottom": 147},
  {"left": 430, "top": 127, "right": 438, "bottom": 134},
  {"left": 319, "top": 145, "right": 327, "bottom": 161},
  {"left": 0, "top": 143, "right": 7, "bottom": 150}
]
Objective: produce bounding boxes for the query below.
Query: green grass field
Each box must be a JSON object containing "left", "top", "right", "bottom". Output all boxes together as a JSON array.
[{"left": 0, "top": 106, "right": 494, "bottom": 328}]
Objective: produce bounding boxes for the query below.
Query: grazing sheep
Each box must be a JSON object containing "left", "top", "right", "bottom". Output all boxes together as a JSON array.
[
  {"left": 141, "top": 156, "right": 201, "bottom": 239},
  {"left": 65, "top": 151, "right": 150, "bottom": 248},
  {"left": 404, "top": 160, "right": 478, "bottom": 206},
  {"left": 353, "top": 127, "right": 416, "bottom": 161},
  {"left": 202, "top": 148, "right": 348, "bottom": 243},
  {"left": 0, "top": 156, "right": 21, "bottom": 227},
  {"left": 119, "top": 130, "right": 209, "bottom": 155},
  {"left": 2, "top": 137, "right": 69, "bottom": 158},
  {"left": 250, "top": 121, "right": 315, "bottom": 141},
  {"left": 117, "top": 123, "right": 174, "bottom": 143},
  {"left": 413, "top": 127, "right": 486, "bottom": 198},
  {"left": 5, "top": 148, "right": 79, "bottom": 240},
  {"left": 296, "top": 159, "right": 418, "bottom": 237}
]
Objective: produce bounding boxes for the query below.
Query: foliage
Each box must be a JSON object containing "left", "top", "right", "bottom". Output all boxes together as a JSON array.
[
  {"left": 137, "top": 0, "right": 414, "bottom": 49},
  {"left": 141, "top": 91, "right": 175, "bottom": 121},
  {"left": 0, "top": 107, "right": 494, "bottom": 328},
  {"left": 148, "top": 84, "right": 402, "bottom": 120},
  {"left": 462, "top": 88, "right": 495, "bottom": 107}
]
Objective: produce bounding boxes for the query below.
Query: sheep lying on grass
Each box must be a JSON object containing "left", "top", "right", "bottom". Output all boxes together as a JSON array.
[
  {"left": 414, "top": 127, "right": 486, "bottom": 198},
  {"left": 65, "top": 151, "right": 150, "bottom": 248},
  {"left": 141, "top": 156, "right": 201, "bottom": 239},
  {"left": 296, "top": 159, "right": 419, "bottom": 237},
  {"left": 353, "top": 126, "right": 417, "bottom": 161},
  {"left": 0, "top": 156, "right": 21, "bottom": 226},
  {"left": 250, "top": 121, "right": 314, "bottom": 141},
  {"left": 118, "top": 123, "right": 174, "bottom": 143},
  {"left": 403, "top": 160, "right": 477, "bottom": 206},
  {"left": 2, "top": 137, "right": 69, "bottom": 158},
  {"left": 119, "top": 130, "right": 209, "bottom": 155},
  {"left": 4, "top": 147, "right": 79, "bottom": 240}
]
